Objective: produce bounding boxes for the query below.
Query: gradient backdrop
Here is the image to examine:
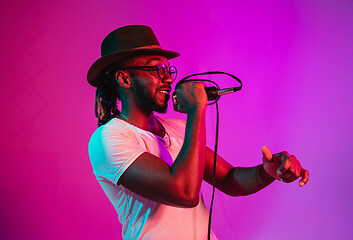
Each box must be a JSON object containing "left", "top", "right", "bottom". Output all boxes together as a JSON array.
[{"left": 1, "top": 0, "right": 352, "bottom": 239}]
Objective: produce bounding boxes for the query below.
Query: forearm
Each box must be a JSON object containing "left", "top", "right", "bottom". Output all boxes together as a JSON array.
[
  {"left": 224, "top": 164, "right": 275, "bottom": 196},
  {"left": 170, "top": 108, "right": 206, "bottom": 202}
]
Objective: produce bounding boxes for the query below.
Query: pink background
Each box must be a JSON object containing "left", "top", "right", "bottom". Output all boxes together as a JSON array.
[{"left": 1, "top": 0, "right": 352, "bottom": 239}]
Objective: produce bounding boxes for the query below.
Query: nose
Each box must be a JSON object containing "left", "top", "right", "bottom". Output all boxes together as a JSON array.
[{"left": 162, "top": 73, "right": 173, "bottom": 85}]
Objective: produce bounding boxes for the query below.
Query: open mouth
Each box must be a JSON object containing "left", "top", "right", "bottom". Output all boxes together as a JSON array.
[
  {"left": 158, "top": 88, "right": 171, "bottom": 95},
  {"left": 159, "top": 90, "right": 170, "bottom": 94}
]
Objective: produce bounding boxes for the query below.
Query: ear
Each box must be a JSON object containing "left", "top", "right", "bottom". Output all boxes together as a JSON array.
[{"left": 115, "top": 71, "right": 131, "bottom": 88}]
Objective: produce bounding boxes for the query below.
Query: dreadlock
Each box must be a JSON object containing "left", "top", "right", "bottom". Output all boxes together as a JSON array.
[
  {"left": 95, "top": 81, "right": 119, "bottom": 126},
  {"left": 94, "top": 57, "right": 135, "bottom": 126}
]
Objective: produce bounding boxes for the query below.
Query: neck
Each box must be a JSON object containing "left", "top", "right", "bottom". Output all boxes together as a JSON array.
[{"left": 119, "top": 109, "right": 163, "bottom": 137}]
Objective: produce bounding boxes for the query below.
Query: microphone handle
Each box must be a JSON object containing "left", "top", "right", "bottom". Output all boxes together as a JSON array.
[
  {"left": 205, "top": 86, "right": 242, "bottom": 100},
  {"left": 172, "top": 86, "right": 241, "bottom": 105},
  {"left": 205, "top": 87, "right": 220, "bottom": 101},
  {"left": 173, "top": 87, "right": 219, "bottom": 103}
]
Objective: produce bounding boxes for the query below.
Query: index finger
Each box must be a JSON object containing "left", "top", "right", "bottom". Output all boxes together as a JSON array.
[
  {"left": 276, "top": 151, "right": 291, "bottom": 175},
  {"left": 299, "top": 168, "right": 309, "bottom": 187}
]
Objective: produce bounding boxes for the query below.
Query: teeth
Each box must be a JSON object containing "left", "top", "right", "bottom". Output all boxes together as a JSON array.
[{"left": 160, "top": 90, "right": 169, "bottom": 94}]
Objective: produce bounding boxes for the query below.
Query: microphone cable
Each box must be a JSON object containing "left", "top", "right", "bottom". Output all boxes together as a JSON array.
[{"left": 174, "top": 71, "right": 242, "bottom": 240}]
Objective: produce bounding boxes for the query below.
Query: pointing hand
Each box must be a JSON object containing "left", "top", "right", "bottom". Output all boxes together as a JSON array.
[{"left": 261, "top": 146, "right": 309, "bottom": 187}]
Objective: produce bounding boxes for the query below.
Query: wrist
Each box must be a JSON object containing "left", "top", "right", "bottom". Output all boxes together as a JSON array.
[
  {"left": 187, "top": 104, "right": 207, "bottom": 115},
  {"left": 256, "top": 164, "right": 276, "bottom": 186}
]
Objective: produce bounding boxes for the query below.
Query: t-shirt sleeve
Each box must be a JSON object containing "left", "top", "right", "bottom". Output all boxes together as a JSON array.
[{"left": 88, "top": 125, "right": 145, "bottom": 185}]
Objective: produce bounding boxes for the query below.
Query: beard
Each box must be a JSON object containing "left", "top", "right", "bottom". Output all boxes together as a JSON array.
[{"left": 132, "top": 78, "right": 169, "bottom": 113}]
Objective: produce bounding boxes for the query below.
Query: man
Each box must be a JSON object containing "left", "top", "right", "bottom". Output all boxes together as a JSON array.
[{"left": 87, "top": 25, "right": 309, "bottom": 240}]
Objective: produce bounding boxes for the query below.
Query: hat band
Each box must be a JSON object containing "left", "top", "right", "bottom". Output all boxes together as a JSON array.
[{"left": 132, "top": 45, "right": 162, "bottom": 50}]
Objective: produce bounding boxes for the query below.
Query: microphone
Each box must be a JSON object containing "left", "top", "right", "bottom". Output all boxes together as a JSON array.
[
  {"left": 205, "top": 86, "right": 242, "bottom": 101},
  {"left": 172, "top": 86, "right": 242, "bottom": 105}
]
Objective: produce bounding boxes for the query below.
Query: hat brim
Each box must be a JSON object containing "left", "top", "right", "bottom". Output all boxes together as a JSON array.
[{"left": 87, "top": 48, "right": 180, "bottom": 87}]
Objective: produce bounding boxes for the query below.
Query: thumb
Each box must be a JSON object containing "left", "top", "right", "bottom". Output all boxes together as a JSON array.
[{"left": 261, "top": 146, "right": 273, "bottom": 162}]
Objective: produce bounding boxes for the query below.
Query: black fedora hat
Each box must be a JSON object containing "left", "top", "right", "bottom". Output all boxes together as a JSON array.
[{"left": 87, "top": 25, "right": 180, "bottom": 87}]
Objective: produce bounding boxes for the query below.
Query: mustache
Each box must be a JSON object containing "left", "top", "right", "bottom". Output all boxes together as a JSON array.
[{"left": 157, "top": 85, "right": 172, "bottom": 92}]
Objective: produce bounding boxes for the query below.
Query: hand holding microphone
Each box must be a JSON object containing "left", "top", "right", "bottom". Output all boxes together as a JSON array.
[
  {"left": 172, "top": 71, "right": 242, "bottom": 112},
  {"left": 172, "top": 85, "right": 242, "bottom": 108},
  {"left": 204, "top": 86, "right": 242, "bottom": 100},
  {"left": 172, "top": 82, "right": 208, "bottom": 113}
]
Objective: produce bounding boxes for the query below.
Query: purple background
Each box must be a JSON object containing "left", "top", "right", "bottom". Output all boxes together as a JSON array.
[{"left": 1, "top": 0, "right": 352, "bottom": 239}]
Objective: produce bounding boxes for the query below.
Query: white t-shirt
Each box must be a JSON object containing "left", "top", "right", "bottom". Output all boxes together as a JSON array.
[{"left": 88, "top": 117, "right": 218, "bottom": 240}]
